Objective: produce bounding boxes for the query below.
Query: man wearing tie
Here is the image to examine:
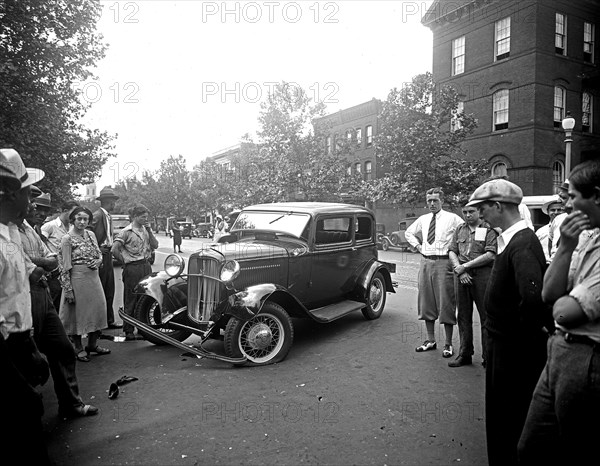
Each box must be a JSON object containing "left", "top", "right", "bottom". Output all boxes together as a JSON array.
[
  {"left": 91, "top": 187, "right": 121, "bottom": 329},
  {"left": 405, "top": 187, "right": 463, "bottom": 358}
]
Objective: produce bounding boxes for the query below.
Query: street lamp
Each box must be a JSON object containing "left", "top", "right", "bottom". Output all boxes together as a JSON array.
[{"left": 562, "top": 111, "right": 575, "bottom": 177}]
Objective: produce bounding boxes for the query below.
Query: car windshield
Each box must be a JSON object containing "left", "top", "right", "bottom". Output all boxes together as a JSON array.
[{"left": 232, "top": 211, "right": 311, "bottom": 238}]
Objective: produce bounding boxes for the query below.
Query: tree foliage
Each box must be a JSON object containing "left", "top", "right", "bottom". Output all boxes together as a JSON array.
[
  {"left": 0, "top": 0, "right": 115, "bottom": 203},
  {"left": 363, "top": 72, "right": 488, "bottom": 208}
]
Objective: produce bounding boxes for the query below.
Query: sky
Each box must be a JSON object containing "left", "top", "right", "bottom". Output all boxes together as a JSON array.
[{"left": 82, "top": 0, "right": 435, "bottom": 191}]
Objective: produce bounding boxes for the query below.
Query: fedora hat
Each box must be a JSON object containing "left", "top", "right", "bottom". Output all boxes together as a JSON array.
[
  {"left": 542, "top": 196, "right": 563, "bottom": 215},
  {"left": 34, "top": 192, "right": 52, "bottom": 209},
  {"left": 96, "top": 186, "right": 119, "bottom": 201},
  {"left": 0, "top": 148, "right": 45, "bottom": 192}
]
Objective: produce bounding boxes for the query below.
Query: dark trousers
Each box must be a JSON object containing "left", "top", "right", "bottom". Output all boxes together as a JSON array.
[
  {"left": 48, "top": 273, "right": 62, "bottom": 312},
  {"left": 485, "top": 330, "right": 547, "bottom": 466},
  {"left": 122, "top": 261, "right": 151, "bottom": 334},
  {"left": 518, "top": 334, "right": 600, "bottom": 465},
  {"left": 0, "top": 334, "right": 49, "bottom": 465},
  {"left": 31, "top": 283, "right": 83, "bottom": 411},
  {"left": 455, "top": 266, "right": 490, "bottom": 359},
  {"left": 99, "top": 248, "right": 116, "bottom": 325}
]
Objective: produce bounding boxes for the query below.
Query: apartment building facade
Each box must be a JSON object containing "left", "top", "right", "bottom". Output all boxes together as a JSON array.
[{"left": 423, "top": 0, "right": 600, "bottom": 195}]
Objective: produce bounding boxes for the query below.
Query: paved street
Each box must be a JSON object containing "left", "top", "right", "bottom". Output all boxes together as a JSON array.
[{"left": 41, "top": 236, "right": 487, "bottom": 465}]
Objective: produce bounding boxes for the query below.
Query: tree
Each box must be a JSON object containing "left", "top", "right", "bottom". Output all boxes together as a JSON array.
[
  {"left": 153, "top": 155, "right": 193, "bottom": 219},
  {"left": 246, "top": 82, "right": 355, "bottom": 203},
  {"left": 365, "top": 72, "right": 488, "bottom": 208},
  {"left": 0, "top": 0, "right": 115, "bottom": 203}
]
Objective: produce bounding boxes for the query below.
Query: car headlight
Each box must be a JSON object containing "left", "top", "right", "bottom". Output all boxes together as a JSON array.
[
  {"left": 164, "top": 254, "right": 185, "bottom": 277},
  {"left": 220, "top": 260, "right": 240, "bottom": 283}
]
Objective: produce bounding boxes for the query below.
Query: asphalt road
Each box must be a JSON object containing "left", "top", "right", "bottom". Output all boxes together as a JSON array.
[{"left": 40, "top": 236, "right": 487, "bottom": 465}]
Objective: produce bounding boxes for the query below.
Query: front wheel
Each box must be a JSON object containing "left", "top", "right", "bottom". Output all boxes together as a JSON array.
[
  {"left": 224, "top": 302, "right": 294, "bottom": 366},
  {"left": 361, "top": 271, "right": 387, "bottom": 320},
  {"left": 134, "top": 295, "right": 192, "bottom": 345},
  {"left": 382, "top": 238, "right": 390, "bottom": 251}
]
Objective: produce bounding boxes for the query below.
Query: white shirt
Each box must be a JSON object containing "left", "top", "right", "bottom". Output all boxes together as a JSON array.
[
  {"left": 0, "top": 222, "right": 35, "bottom": 338},
  {"left": 535, "top": 224, "right": 551, "bottom": 262},
  {"left": 497, "top": 219, "right": 529, "bottom": 254},
  {"left": 548, "top": 212, "right": 567, "bottom": 261},
  {"left": 405, "top": 209, "right": 463, "bottom": 256},
  {"left": 41, "top": 216, "right": 69, "bottom": 254}
]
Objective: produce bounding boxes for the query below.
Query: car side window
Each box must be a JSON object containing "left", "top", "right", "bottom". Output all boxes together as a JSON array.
[
  {"left": 315, "top": 217, "right": 352, "bottom": 245},
  {"left": 355, "top": 216, "right": 372, "bottom": 242}
]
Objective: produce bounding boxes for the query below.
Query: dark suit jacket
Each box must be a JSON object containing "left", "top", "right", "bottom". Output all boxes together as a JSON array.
[{"left": 90, "top": 208, "right": 110, "bottom": 247}]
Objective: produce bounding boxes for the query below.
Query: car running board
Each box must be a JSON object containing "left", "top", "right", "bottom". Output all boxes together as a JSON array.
[
  {"left": 118, "top": 309, "right": 247, "bottom": 365},
  {"left": 307, "top": 300, "right": 366, "bottom": 323}
]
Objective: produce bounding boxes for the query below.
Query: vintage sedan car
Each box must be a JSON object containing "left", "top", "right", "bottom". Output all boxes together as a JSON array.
[{"left": 120, "top": 202, "right": 396, "bottom": 366}]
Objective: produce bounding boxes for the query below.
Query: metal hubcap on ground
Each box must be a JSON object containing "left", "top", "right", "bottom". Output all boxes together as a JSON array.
[{"left": 239, "top": 315, "right": 284, "bottom": 363}]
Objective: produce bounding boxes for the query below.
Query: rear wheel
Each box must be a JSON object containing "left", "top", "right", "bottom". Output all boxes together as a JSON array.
[
  {"left": 361, "top": 272, "right": 387, "bottom": 320},
  {"left": 224, "top": 302, "right": 293, "bottom": 366},
  {"left": 389, "top": 233, "right": 400, "bottom": 246},
  {"left": 134, "top": 295, "right": 192, "bottom": 345},
  {"left": 382, "top": 238, "right": 390, "bottom": 251}
]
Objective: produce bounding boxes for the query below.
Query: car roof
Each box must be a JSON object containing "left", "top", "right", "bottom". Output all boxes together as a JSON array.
[{"left": 242, "top": 202, "right": 374, "bottom": 216}]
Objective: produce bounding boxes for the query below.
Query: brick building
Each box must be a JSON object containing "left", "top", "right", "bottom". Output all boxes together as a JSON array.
[{"left": 423, "top": 0, "right": 600, "bottom": 195}]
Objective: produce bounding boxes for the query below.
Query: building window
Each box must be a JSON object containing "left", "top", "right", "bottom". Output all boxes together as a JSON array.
[
  {"left": 493, "top": 89, "right": 509, "bottom": 131},
  {"left": 346, "top": 129, "right": 353, "bottom": 143},
  {"left": 366, "top": 125, "right": 373, "bottom": 146},
  {"left": 554, "top": 86, "right": 566, "bottom": 128},
  {"left": 356, "top": 128, "right": 362, "bottom": 147},
  {"left": 354, "top": 162, "right": 361, "bottom": 174},
  {"left": 495, "top": 17, "right": 511, "bottom": 61},
  {"left": 555, "top": 13, "right": 566, "bottom": 55},
  {"left": 451, "top": 101, "right": 464, "bottom": 132},
  {"left": 553, "top": 160, "right": 565, "bottom": 190},
  {"left": 365, "top": 161, "right": 372, "bottom": 180},
  {"left": 491, "top": 162, "right": 508, "bottom": 177},
  {"left": 584, "top": 22, "right": 595, "bottom": 63},
  {"left": 326, "top": 136, "right": 332, "bottom": 154},
  {"left": 452, "top": 36, "right": 465, "bottom": 75},
  {"left": 582, "top": 92, "right": 592, "bottom": 133}
]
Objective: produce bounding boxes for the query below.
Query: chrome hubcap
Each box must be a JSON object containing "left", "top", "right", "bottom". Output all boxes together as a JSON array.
[{"left": 247, "top": 323, "right": 273, "bottom": 350}]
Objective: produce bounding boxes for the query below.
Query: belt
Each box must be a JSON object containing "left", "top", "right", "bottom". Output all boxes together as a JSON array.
[
  {"left": 554, "top": 328, "right": 599, "bottom": 347},
  {"left": 125, "top": 258, "right": 149, "bottom": 266},
  {"left": 422, "top": 254, "right": 449, "bottom": 260},
  {"left": 48, "top": 268, "right": 60, "bottom": 279}
]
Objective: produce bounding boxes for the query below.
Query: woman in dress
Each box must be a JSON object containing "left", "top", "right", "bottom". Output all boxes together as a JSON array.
[{"left": 58, "top": 207, "right": 110, "bottom": 362}]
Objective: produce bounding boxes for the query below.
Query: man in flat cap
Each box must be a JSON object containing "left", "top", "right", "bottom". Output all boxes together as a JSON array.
[
  {"left": 466, "top": 178, "right": 551, "bottom": 466},
  {"left": 90, "top": 187, "right": 121, "bottom": 329}
]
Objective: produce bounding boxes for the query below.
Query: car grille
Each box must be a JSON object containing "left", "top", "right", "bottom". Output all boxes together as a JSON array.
[{"left": 188, "top": 257, "right": 223, "bottom": 323}]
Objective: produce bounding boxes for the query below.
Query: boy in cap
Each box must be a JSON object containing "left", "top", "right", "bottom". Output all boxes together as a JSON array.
[
  {"left": 466, "top": 178, "right": 551, "bottom": 466},
  {"left": 536, "top": 196, "right": 563, "bottom": 262}
]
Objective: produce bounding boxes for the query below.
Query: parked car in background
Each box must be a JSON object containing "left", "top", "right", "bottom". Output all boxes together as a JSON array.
[
  {"left": 178, "top": 222, "right": 194, "bottom": 239},
  {"left": 193, "top": 222, "right": 213, "bottom": 238},
  {"left": 120, "top": 202, "right": 396, "bottom": 366},
  {"left": 380, "top": 217, "right": 419, "bottom": 252},
  {"left": 111, "top": 214, "right": 130, "bottom": 265}
]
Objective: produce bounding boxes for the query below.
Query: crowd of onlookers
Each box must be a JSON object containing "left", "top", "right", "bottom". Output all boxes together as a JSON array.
[
  {"left": 1, "top": 149, "right": 158, "bottom": 464},
  {"left": 1, "top": 145, "right": 598, "bottom": 465},
  {"left": 406, "top": 165, "right": 599, "bottom": 465}
]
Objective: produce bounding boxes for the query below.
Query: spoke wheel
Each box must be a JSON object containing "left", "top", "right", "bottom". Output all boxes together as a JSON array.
[
  {"left": 361, "top": 271, "right": 387, "bottom": 320},
  {"left": 134, "top": 295, "right": 192, "bottom": 345},
  {"left": 224, "top": 302, "right": 293, "bottom": 366}
]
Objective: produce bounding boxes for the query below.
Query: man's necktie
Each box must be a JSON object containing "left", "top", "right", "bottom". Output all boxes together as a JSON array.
[
  {"left": 427, "top": 213, "right": 436, "bottom": 245},
  {"left": 106, "top": 213, "right": 113, "bottom": 247}
]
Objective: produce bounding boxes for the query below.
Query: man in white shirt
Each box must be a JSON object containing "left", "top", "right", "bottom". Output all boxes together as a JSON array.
[
  {"left": 0, "top": 148, "right": 49, "bottom": 464},
  {"left": 405, "top": 187, "right": 463, "bottom": 358}
]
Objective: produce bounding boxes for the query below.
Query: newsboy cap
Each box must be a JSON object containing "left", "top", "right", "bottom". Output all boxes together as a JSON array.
[
  {"left": 466, "top": 179, "right": 523, "bottom": 207},
  {"left": 0, "top": 148, "right": 45, "bottom": 192},
  {"left": 96, "top": 186, "right": 119, "bottom": 201}
]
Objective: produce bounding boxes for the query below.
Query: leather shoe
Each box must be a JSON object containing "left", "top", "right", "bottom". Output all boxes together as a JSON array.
[
  {"left": 59, "top": 404, "right": 99, "bottom": 419},
  {"left": 448, "top": 355, "right": 472, "bottom": 367},
  {"left": 108, "top": 323, "right": 123, "bottom": 329}
]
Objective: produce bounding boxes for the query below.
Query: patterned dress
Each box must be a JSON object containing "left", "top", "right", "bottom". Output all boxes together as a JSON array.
[{"left": 58, "top": 230, "right": 107, "bottom": 335}]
